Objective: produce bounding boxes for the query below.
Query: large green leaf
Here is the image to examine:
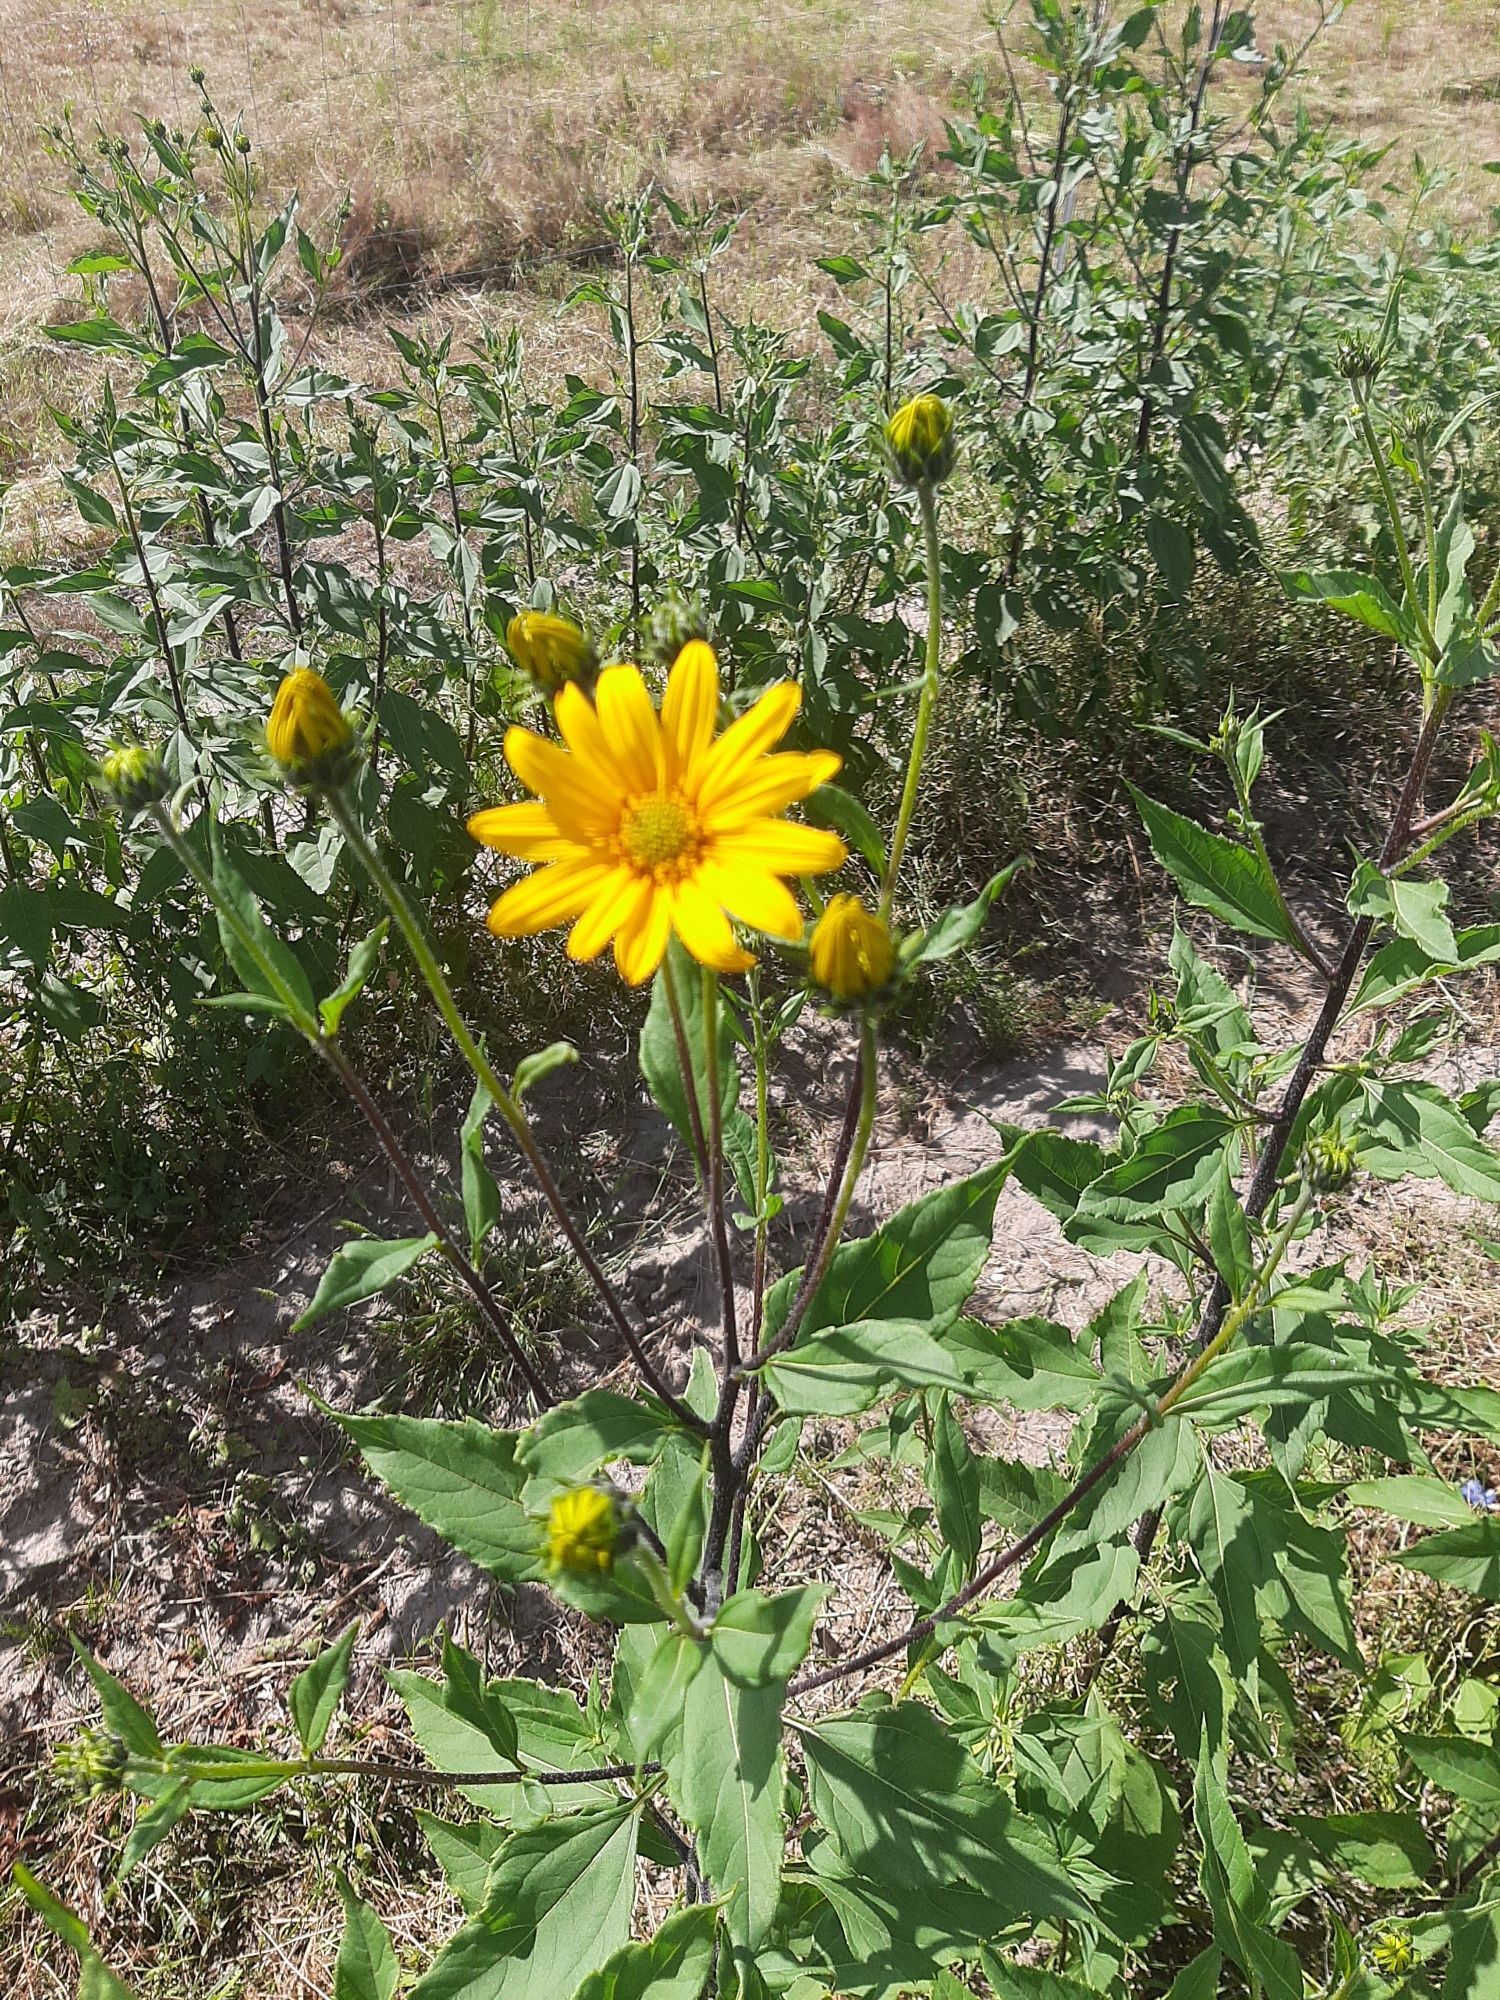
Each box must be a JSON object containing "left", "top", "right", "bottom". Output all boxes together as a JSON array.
[
  {"left": 290, "top": 1622, "right": 358, "bottom": 1756},
  {"left": 393, "top": 1655, "right": 618, "bottom": 1816},
  {"left": 1402, "top": 1734, "right": 1500, "bottom": 1807},
  {"left": 517, "top": 1390, "right": 684, "bottom": 1508},
  {"left": 331, "top": 1411, "right": 540, "bottom": 1584},
  {"left": 1281, "top": 566, "right": 1420, "bottom": 649},
  {"left": 409, "top": 1805, "right": 638, "bottom": 1999},
  {"left": 664, "top": 1589, "right": 818, "bottom": 1952},
  {"left": 1126, "top": 786, "right": 1298, "bottom": 945},
  {"left": 1358, "top": 1080, "right": 1500, "bottom": 1200},
  {"left": 800, "top": 1704, "right": 1094, "bottom": 1934},
  {"left": 761, "top": 1161, "right": 1009, "bottom": 1353},
  {"left": 1350, "top": 924, "right": 1500, "bottom": 1015}
]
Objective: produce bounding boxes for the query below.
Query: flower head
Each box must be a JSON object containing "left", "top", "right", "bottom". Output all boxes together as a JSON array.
[
  {"left": 885, "top": 393, "right": 955, "bottom": 488},
  {"left": 1369, "top": 1928, "right": 1415, "bottom": 1976},
  {"left": 546, "top": 1487, "right": 621, "bottom": 1575},
  {"left": 54, "top": 1726, "right": 131, "bottom": 1798},
  {"left": 98, "top": 743, "right": 169, "bottom": 817},
  {"left": 266, "top": 668, "right": 357, "bottom": 789},
  {"left": 468, "top": 642, "right": 846, "bottom": 985},
  {"left": 810, "top": 894, "right": 894, "bottom": 1004},
  {"left": 507, "top": 611, "right": 597, "bottom": 697}
]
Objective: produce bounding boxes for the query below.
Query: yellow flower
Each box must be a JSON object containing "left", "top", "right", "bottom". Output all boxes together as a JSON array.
[
  {"left": 546, "top": 1487, "right": 620, "bottom": 1575},
  {"left": 468, "top": 641, "right": 847, "bottom": 985},
  {"left": 809, "top": 893, "right": 894, "bottom": 1002},
  {"left": 507, "top": 611, "right": 597, "bottom": 695},
  {"left": 885, "top": 392, "right": 955, "bottom": 488},
  {"left": 266, "top": 668, "right": 355, "bottom": 785}
]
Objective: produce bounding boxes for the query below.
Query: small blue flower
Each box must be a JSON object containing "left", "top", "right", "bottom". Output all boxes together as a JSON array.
[{"left": 1460, "top": 1477, "right": 1498, "bottom": 1512}]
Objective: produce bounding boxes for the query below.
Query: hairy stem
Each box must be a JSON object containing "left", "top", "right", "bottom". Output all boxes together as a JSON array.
[{"left": 883, "top": 482, "right": 943, "bottom": 916}]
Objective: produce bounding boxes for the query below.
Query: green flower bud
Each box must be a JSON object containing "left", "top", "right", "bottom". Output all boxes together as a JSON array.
[
  {"left": 1304, "top": 1130, "right": 1356, "bottom": 1195},
  {"left": 1369, "top": 1928, "right": 1415, "bottom": 1976},
  {"left": 506, "top": 611, "right": 598, "bottom": 697},
  {"left": 645, "top": 593, "right": 712, "bottom": 670},
  {"left": 235, "top": 133, "right": 251, "bottom": 156},
  {"left": 55, "top": 1726, "right": 131, "bottom": 1798},
  {"left": 189, "top": 64, "right": 206, "bottom": 85},
  {"left": 884, "top": 392, "right": 955, "bottom": 489},
  {"left": 98, "top": 743, "right": 169, "bottom": 817},
  {"left": 1335, "top": 337, "right": 1382, "bottom": 384},
  {"left": 546, "top": 1486, "right": 632, "bottom": 1575},
  {"left": 266, "top": 668, "right": 360, "bottom": 791}
]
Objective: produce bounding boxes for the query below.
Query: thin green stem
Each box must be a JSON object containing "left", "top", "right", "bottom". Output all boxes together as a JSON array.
[
  {"left": 325, "top": 787, "right": 705, "bottom": 1431},
  {"left": 1356, "top": 400, "right": 1435, "bottom": 665},
  {"left": 739, "top": 1017, "right": 877, "bottom": 1379},
  {"left": 156, "top": 1752, "right": 656, "bottom": 1790},
  {"left": 881, "top": 481, "right": 943, "bottom": 918},
  {"left": 700, "top": 966, "right": 739, "bottom": 1377},
  {"left": 749, "top": 971, "right": 772, "bottom": 1338}
]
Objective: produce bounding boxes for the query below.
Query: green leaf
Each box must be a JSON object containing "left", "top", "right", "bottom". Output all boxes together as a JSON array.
[
  {"left": 928, "top": 1395, "right": 980, "bottom": 1574},
  {"left": 1359, "top": 1080, "right": 1500, "bottom": 1200},
  {"left": 641, "top": 937, "right": 737, "bottom": 1156},
  {"left": 395, "top": 1671, "right": 612, "bottom": 1816},
  {"left": 513, "top": 1040, "right": 578, "bottom": 1100},
  {"left": 1281, "top": 566, "right": 1420, "bottom": 649},
  {"left": 762, "top": 1161, "right": 1009, "bottom": 1352},
  {"left": 321, "top": 920, "right": 389, "bottom": 1035},
  {"left": 0, "top": 882, "right": 53, "bottom": 970},
  {"left": 439, "top": 1632, "right": 521, "bottom": 1766},
  {"left": 571, "top": 1906, "right": 718, "bottom": 2000},
  {"left": 807, "top": 782, "right": 886, "bottom": 875},
  {"left": 1126, "top": 785, "right": 1298, "bottom": 944},
  {"left": 1348, "top": 860, "right": 1458, "bottom": 961},
  {"left": 1394, "top": 1519, "right": 1500, "bottom": 1598},
  {"left": 761, "top": 1315, "right": 975, "bottom": 1416},
  {"left": 1068, "top": 1109, "right": 1236, "bottom": 1250},
  {"left": 626, "top": 1628, "right": 706, "bottom": 1759},
  {"left": 1290, "top": 1810, "right": 1434, "bottom": 1888},
  {"left": 1193, "top": 1732, "right": 1302, "bottom": 2000},
  {"left": 1006, "top": 1130, "right": 1110, "bottom": 1224},
  {"left": 904, "top": 860, "right": 1027, "bottom": 966},
  {"left": 518, "top": 1390, "right": 683, "bottom": 1507},
  {"left": 977, "top": 1960, "right": 1108, "bottom": 2000},
  {"left": 331, "top": 1410, "right": 540, "bottom": 1584},
  {"left": 210, "top": 826, "right": 319, "bottom": 1027},
  {"left": 409, "top": 1805, "right": 639, "bottom": 1999},
  {"left": 417, "top": 1813, "right": 505, "bottom": 1914},
  {"left": 801, "top": 1704, "right": 1093, "bottom": 1933},
  {"left": 12, "top": 1866, "right": 139, "bottom": 1999},
  {"left": 334, "top": 1877, "right": 398, "bottom": 2000},
  {"left": 70, "top": 1638, "right": 163, "bottom": 1760},
  {"left": 1205, "top": 1157, "right": 1254, "bottom": 1299},
  {"left": 1146, "top": 513, "right": 1195, "bottom": 597},
  {"left": 461, "top": 1080, "right": 503, "bottom": 1261},
  {"left": 119, "top": 1778, "right": 193, "bottom": 1879},
  {"left": 1401, "top": 1733, "right": 1500, "bottom": 1807},
  {"left": 290, "top": 1621, "right": 358, "bottom": 1756},
  {"left": 711, "top": 1584, "right": 826, "bottom": 1686},
  {"left": 1350, "top": 924, "right": 1500, "bottom": 1013},
  {"left": 295, "top": 1233, "right": 440, "bottom": 1332},
  {"left": 1344, "top": 1475, "right": 1478, "bottom": 1529}
]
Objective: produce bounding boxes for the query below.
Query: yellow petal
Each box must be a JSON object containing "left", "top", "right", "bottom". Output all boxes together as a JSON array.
[
  {"left": 486, "top": 857, "right": 614, "bottom": 936},
  {"left": 467, "top": 802, "right": 574, "bottom": 861},
  {"left": 614, "top": 886, "right": 674, "bottom": 985},
  {"left": 715, "top": 820, "right": 848, "bottom": 875},
  {"left": 505, "top": 725, "right": 622, "bottom": 843},
  {"left": 568, "top": 867, "right": 647, "bottom": 962},
  {"left": 700, "top": 750, "right": 841, "bottom": 830},
  {"left": 699, "top": 862, "right": 803, "bottom": 942},
  {"left": 661, "top": 641, "right": 719, "bottom": 778},
  {"left": 594, "top": 664, "right": 664, "bottom": 793},
  {"left": 671, "top": 878, "right": 756, "bottom": 974},
  {"left": 692, "top": 682, "right": 801, "bottom": 807},
  {"left": 554, "top": 679, "right": 617, "bottom": 773}
]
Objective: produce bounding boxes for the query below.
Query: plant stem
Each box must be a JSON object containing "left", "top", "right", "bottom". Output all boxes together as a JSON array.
[
  {"left": 147, "top": 802, "right": 550, "bottom": 1403},
  {"left": 162, "top": 1752, "right": 656, "bottom": 1790},
  {"left": 700, "top": 967, "right": 740, "bottom": 1378},
  {"left": 789, "top": 1186, "right": 1314, "bottom": 1701},
  {"left": 881, "top": 481, "right": 943, "bottom": 918},
  {"left": 324, "top": 787, "right": 705, "bottom": 1432},
  {"left": 1357, "top": 399, "right": 1435, "bottom": 663}
]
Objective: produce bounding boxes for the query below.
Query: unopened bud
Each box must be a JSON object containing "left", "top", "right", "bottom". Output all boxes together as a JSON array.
[
  {"left": 809, "top": 894, "right": 895, "bottom": 1004},
  {"left": 98, "top": 743, "right": 169, "bottom": 817},
  {"left": 1369, "top": 1929, "right": 1415, "bottom": 1976},
  {"left": 645, "top": 593, "right": 712, "bottom": 669},
  {"left": 506, "top": 611, "right": 597, "bottom": 697},
  {"left": 1304, "top": 1130, "right": 1356, "bottom": 1195},
  {"left": 266, "top": 667, "right": 358, "bottom": 790},
  {"left": 1335, "top": 337, "right": 1382, "bottom": 384},
  {"left": 235, "top": 133, "right": 251, "bottom": 156},
  {"left": 189, "top": 64, "right": 206, "bottom": 85},
  {"left": 54, "top": 1726, "right": 131, "bottom": 1799},
  {"left": 884, "top": 392, "right": 955, "bottom": 489}
]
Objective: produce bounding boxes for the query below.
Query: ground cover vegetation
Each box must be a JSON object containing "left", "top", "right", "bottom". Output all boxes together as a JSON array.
[{"left": 10, "top": 1, "right": 1500, "bottom": 1994}]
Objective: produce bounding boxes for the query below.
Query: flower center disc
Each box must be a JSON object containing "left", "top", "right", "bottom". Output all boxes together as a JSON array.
[{"left": 620, "top": 791, "right": 699, "bottom": 878}]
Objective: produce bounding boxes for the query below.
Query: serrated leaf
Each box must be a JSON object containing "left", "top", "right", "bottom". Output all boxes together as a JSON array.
[
  {"left": 331, "top": 1410, "right": 540, "bottom": 1584},
  {"left": 1127, "top": 785, "right": 1297, "bottom": 944},
  {"left": 1394, "top": 1520, "right": 1500, "bottom": 1598},
  {"left": 571, "top": 1906, "right": 718, "bottom": 2000},
  {"left": 334, "top": 1877, "right": 398, "bottom": 2000},
  {"left": 1402, "top": 1733, "right": 1500, "bottom": 1807}
]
